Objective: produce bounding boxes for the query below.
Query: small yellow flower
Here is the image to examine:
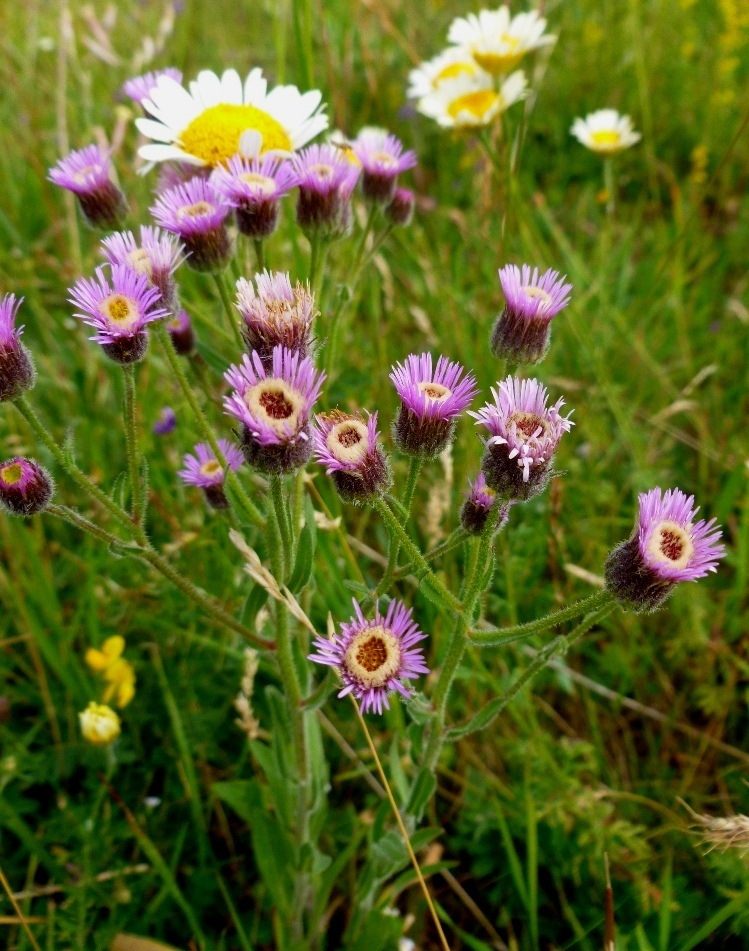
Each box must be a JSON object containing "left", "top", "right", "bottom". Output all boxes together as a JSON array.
[
  {"left": 85, "top": 635, "right": 136, "bottom": 708},
  {"left": 85, "top": 634, "right": 125, "bottom": 671},
  {"left": 79, "top": 702, "right": 121, "bottom": 746}
]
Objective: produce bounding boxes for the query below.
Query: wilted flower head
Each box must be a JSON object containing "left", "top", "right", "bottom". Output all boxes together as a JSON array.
[
  {"left": 418, "top": 70, "right": 527, "bottom": 129},
  {"left": 0, "top": 458, "right": 53, "bottom": 516},
  {"left": 0, "top": 294, "right": 35, "bottom": 402},
  {"left": 407, "top": 47, "right": 484, "bottom": 100},
  {"left": 69, "top": 265, "right": 168, "bottom": 364},
  {"left": 390, "top": 352, "right": 478, "bottom": 458},
  {"left": 235, "top": 271, "right": 316, "bottom": 367},
  {"left": 224, "top": 345, "right": 325, "bottom": 474},
  {"left": 471, "top": 376, "right": 573, "bottom": 502},
  {"left": 385, "top": 187, "right": 415, "bottom": 227},
  {"left": 102, "top": 226, "right": 185, "bottom": 310},
  {"left": 167, "top": 308, "right": 196, "bottom": 356},
  {"left": 491, "top": 264, "right": 572, "bottom": 366},
  {"left": 48, "top": 144, "right": 128, "bottom": 230},
  {"left": 150, "top": 177, "right": 231, "bottom": 272},
  {"left": 448, "top": 8, "right": 555, "bottom": 75},
  {"left": 153, "top": 406, "right": 177, "bottom": 435},
  {"left": 314, "top": 410, "right": 391, "bottom": 503},
  {"left": 605, "top": 488, "right": 726, "bottom": 613},
  {"left": 79, "top": 702, "right": 121, "bottom": 746},
  {"left": 352, "top": 129, "right": 417, "bottom": 204},
  {"left": 136, "top": 67, "right": 328, "bottom": 168},
  {"left": 308, "top": 598, "right": 429, "bottom": 714},
  {"left": 178, "top": 438, "right": 244, "bottom": 510},
  {"left": 570, "top": 110, "right": 641, "bottom": 155},
  {"left": 122, "top": 68, "right": 183, "bottom": 106},
  {"left": 293, "top": 143, "right": 360, "bottom": 237},
  {"left": 210, "top": 154, "right": 298, "bottom": 239}
]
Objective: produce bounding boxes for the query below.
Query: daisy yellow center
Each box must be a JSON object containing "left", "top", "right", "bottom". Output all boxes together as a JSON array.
[
  {"left": 344, "top": 625, "right": 402, "bottom": 689},
  {"left": 509, "top": 411, "right": 547, "bottom": 440},
  {"left": 434, "top": 61, "right": 476, "bottom": 84},
  {"left": 177, "top": 201, "right": 213, "bottom": 220},
  {"left": 246, "top": 379, "right": 303, "bottom": 436},
  {"left": 199, "top": 459, "right": 222, "bottom": 477},
  {"left": 127, "top": 248, "right": 153, "bottom": 279},
  {"left": 590, "top": 130, "right": 621, "bottom": 147},
  {"left": 647, "top": 519, "right": 694, "bottom": 570},
  {"left": 101, "top": 294, "right": 139, "bottom": 329},
  {"left": 1, "top": 462, "right": 23, "bottom": 485},
  {"left": 418, "top": 381, "right": 451, "bottom": 402},
  {"left": 179, "top": 104, "right": 291, "bottom": 166},
  {"left": 473, "top": 40, "right": 523, "bottom": 76},
  {"left": 239, "top": 172, "right": 277, "bottom": 196},
  {"left": 447, "top": 89, "right": 500, "bottom": 122},
  {"left": 523, "top": 285, "right": 552, "bottom": 306},
  {"left": 327, "top": 419, "right": 369, "bottom": 465}
]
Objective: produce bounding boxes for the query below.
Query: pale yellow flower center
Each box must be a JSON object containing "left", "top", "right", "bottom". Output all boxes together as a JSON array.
[
  {"left": 418, "top": 381, "right": 451, "bottom": 402},
  {"left": 179, "top": 104, "right": 291, "bottom": 166},
  {"left": 239, "top": 172, "right": 277, "bottom": 196},
  {"left": 246, "top": 379, "right": 303, "bottom": 436},
  {"left": 344, "top": 625, "right": 402, "bottom": 688},
  {"left": 590, "top": 130, "right": 621, "bottom": 147},
  {"left": 372, "top": 150, "right": 397, "bottom": 169},
  {"left": 73, "top": 165, "right": 97, "bottom": 185},
  {"left": 473, "top": 39, "right": 523, "bottom": 76},
  {"left": 127, "top": 248, "right": 153, "bottom": 279},
  {"left": 523, "top": 285, "right": 552, "bottom": 306},
  {"left": 434, "top": 61, "right": 477, "bottom": 84},
  {"left": 309, "top": 162, "right": 335, "bottom": 180},
  {"left": 447, "top": 89, "right": 500, "bottom": 122},
  {"left": 100, "top": 294, "right": 139, "bottom": 329},
  {"left": 1, "top": 462, "right": 23, "bottom": 485},
  {"left": 199, "top": 459, "right": 222, "bottom": 477},
  {"left": 79, "top": 702, "right": 121, "bottom": 746},
  {"left": 326, "top": 419, "right": 369, "bottom": 466},
  {"left": 647, "top": 519, "right": 694, "bottom": 569},
  {"left": 509, "top": 411, "right": 547, "bottom": 440},
  {"left": 177, "top": 200, "right": 214, "bottom": 220}
]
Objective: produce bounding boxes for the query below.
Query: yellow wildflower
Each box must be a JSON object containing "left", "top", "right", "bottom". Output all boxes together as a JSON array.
[
  {"left": 79, "top": 702, "right": 121, "bottom": 746},
  {"left": 85, "top": 635, "right": 136, "bottom": 708}
]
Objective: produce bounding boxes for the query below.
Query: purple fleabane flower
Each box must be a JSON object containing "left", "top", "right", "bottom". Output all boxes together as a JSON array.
[
  {"left": 353, "top": 129, "right": 417, "bottom": 204},
  {"left": 223, "top": 345, "right": 326, "bottom": 474},
  {"left": 314, "top": 410, "right": 391, "bottom": 504},
  {"left": 167, "top": 309, "right": 196, "bottom": 356},
  {"left": 0, "top": 458, "right": 53, "bottom": 516},
  {"left": 0, "top": 294, "right": 35, "bottom": 401},
  {"left": 153, "top": 407, "right": 177, "bottom": 435},
  {"left": 150, "top": 177, "right": 231, "bottom": 272},
  {"left": 292, "top": 144, "right": 360, "bottom": 238},
  {"left": 460, "top": 472, "right": 503, "bottom": 535},
  {"left": 386, "top": 187, "right": 415, "bottom": 227},
  {"left": 491, "top": 264, "right": 572, "bottom": 366},
  {"left": 48, "top": 145, "right": 128, "bottom": 230},
  {"left": 210, "top": 154, "right": 298, "bottom": 239},
  {"left": 605, "top": 488, "right": 726, "bottom": 613},
  {"left": 235, "top": 271, "right": 316, "bottom": 368},
  {"left": 69, "top": 265, "right": 169, "bottom": 365},
  {"left": 122, "top": 68, "right": 183, "bottom": 106},
  {"left": 178, "top": 438, "right": 243, "bottom": 510},
  {"left": 101, "top": 226, "right": 185, "bottom": 311},
  {"left": 471, "top": 376, "right": 573, "bottom": 502},
  {"left": 390, "top": 352, "right": 478, "bottom": 458},
  {"left": 308, "top": 598, "right": 429, "bottom": 715}
]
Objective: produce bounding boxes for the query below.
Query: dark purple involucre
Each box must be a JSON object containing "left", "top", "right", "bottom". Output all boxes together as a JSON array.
[
  {"left": 48, "top": 145, "right": 128, "bottom": 230},
  {"left": 0, "top": 294, "right": 35, "bottom": 402},
  {"left": 150, "top": 177, "right": 231, "bottom": 272},
  {"left": 491, "top": 264, "right": 572, "bottom": 366},
  {"left": 210, "top": 154, "right": 298, "bottom": 239},
  {"left": 353, "top": 129, "right": 417, "bottom": 205},
  {"left": 292, "top": 144, "right": 360, "bottom": 238}
]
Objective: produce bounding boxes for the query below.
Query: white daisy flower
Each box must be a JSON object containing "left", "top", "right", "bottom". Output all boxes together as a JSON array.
[
  {"left": 407, "top": 47, "right": 485, "bottom": 99},
  {"left": 417, "top": 70, "right": 528, "bottom": 129},
  {"left": 136, "top": 68, "right": 328, "bottom": 169},
  {"left": 570, "top": 109, "right": 641, "bottom": 155},
  {"left": 448, "top": 8, "right": 555, "bottom": 76}
]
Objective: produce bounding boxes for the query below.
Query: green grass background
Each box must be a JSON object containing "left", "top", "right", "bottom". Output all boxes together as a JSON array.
[{"left": 1, "top": 0, "right": 748, "bottom": 947}]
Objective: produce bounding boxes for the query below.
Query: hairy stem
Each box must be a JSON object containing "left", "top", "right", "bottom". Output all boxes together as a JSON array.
[
  {"left": 469, "top": 589, "right": 612, "bottom": 646},
  {"left": 122, "top": 365, "right": 142, "bottom": 527}
]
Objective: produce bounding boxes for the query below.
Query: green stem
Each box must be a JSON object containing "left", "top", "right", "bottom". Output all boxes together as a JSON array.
[
  {"left": 47, "top": 503, "right": 124, "bottom": 546},
  {"left": 374, "top": 457, "right": 424, "bottom": 598},
  {"left": 391, "top": 527, "right": 469, "bottom": 582},
  {"left": 254, "top": 238, "right": 265, "bottom": 273},
  {"left": 270, "top": 475, "right": 293, "bottom": 578},
  {"left": 122, "top": 365, "right": 142, "bottom": 527},
  {"left": 604, "top": 156, "right": 616, "bottom": 217},
  {"left": 469, "top": 589, "right": 612, "bottom": 646},
  {"left": 213, "top": 272, "right": 243, "bottom": 350},
  {"left": 154, "top": 322, "right": 264, "bottom": 527},
  {"left": 402, "top": 456, "right": 423, "bottom": 514},
  {"left": 13, "top": 396, "right": 134, "bottom": 533},
  {"left": 308, "top": 235, "right": 330, "bottom": 309}
]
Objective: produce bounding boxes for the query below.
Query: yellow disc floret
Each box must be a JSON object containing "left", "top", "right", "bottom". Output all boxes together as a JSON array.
[
  {"left": 447, "top": 90, "right": 500, "bottom": 123},
  {"left": 179, "top": 104, "right": 292, "bottom": 166},
  {"left": 590, "top": 130, "right": 621, "bottom": 148},
  {"left": 435, "top": 61, "right": 477, "bottom": 84},
  {"left": 1, "top": 462, "right": 23, "bottom": 485}
]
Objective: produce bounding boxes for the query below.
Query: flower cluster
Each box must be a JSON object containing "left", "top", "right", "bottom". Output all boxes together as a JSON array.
[{"left": 85, "top": 635, "right": 136, "bottom": 709}]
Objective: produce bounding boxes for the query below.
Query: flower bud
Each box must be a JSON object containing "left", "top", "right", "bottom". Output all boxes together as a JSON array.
[
  {"left": 79, "top": 702, "right": 121, "bottom": 746},
  {"left": 167, "top": 309, "right": 196, "bottom": 356},
  {"left": 0, "top": 295, "right": 35, "bottom": 402},
  {"left": 0, "top": 458, "right": 53, "bottom": 516},
  {"left": 385, "top": 188, "right": 415, "bottom": 227}
]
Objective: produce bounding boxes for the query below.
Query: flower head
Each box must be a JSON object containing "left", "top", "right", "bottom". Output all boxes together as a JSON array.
[
  {"left": 101, "top": 225, "right": 185, "bottom": 309},
  {"left": 178, "top": 438, "right": 244, "bottom": 509},
  {"left": 122, "top": 68, "right": 183, "bottom": 106},
  {"left": 69, "top": 265, "right": 168, "bottom": 364},
  {"left": 151, "top": 177, "right": 231, "bottom": 272},
  {"left": 136, "top": 67, "right": 328, "bottom": 168},
  {"left": 314, "top": 410, "right": 391, "bottom": 504},
  {"left": 0, "top": 294, "right": 35, "bottom": 401},
  {"left": 447, "top": 7, "right": 555, "bottom": 75},
  {"left": 460, "top": 471, "right": 508, "bottom": 535},
  {"left": 48, "top": 145, "right": 128, "bottom": 229},
  {"left": 224, "top": 345, "right": 325, "bottom": 474},
  {"left": 210, "top": 153, "right": 298, "bottom": 238},
  {"left": 79, "top": 702, "right": 121, "bottom": 746},
  {"left": 85, "top": 635, "right": 136, "bottom": 709},
  {"left": 605, "top": 488, "right": 726, "bottom": 612},
  {"left": 418, "top": 70, "right": 527, "bottom": 129},
  {"left": 471, "top": 377, "right": 573, "bottom": 501},
  {"left": 407, "top": 47, "right": 484, "bottom": 100},
  {"left": 167, "top": 308, "right": 196, "bottom": 356},
  {"left": 308, "top": 598, "right": 429, "bottom": 714},
  {"left": 153, "top": 406, "right": 177, "bottom": 435},
  {"left": 235, "top": 271, "right": 316, "bottom": 368},
  {"left": 352, "top": 129, "right": 417, "bottom": 204},
  {"left": 570, "top": 110, "right": 641, "bottom": 155},
  {"left": 390, "top": 352, "right": 478, "bottom": 458},
  {"left": 292, "top": 143, "right": 361, "bottom": 237},
  {"left": 491, "top": 264, "right": 572, "bottom": 365},
  {"left": 0, "top": 458, "right": 53, "bottom": 516},
  {"left": 385, "top": 187, "right": 415, "bottom": 227}
]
